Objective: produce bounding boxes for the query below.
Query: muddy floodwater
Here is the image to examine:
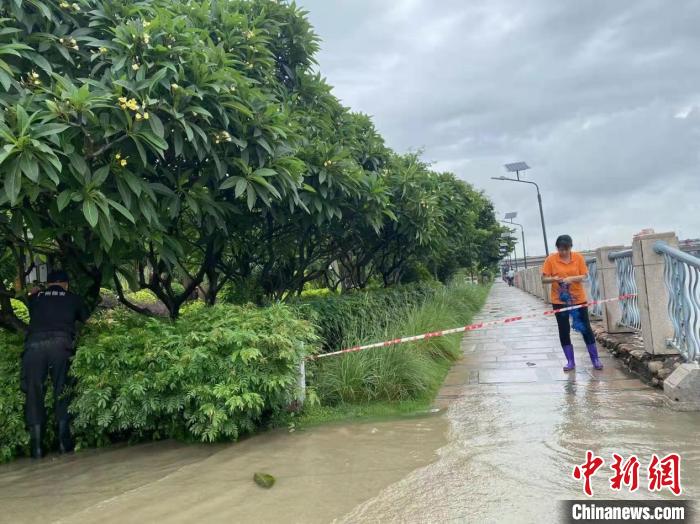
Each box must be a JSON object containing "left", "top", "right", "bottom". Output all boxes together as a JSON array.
[{"left": 2, "top": 283, "right": 699, "bottom": 523}]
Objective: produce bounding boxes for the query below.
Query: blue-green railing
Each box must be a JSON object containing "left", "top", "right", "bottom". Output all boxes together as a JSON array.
[
  {"left": 654, "top": 241, "right": 700, "bottom": 362},
  {"left": 585, "top": 257, "right": 603, "bottom": 317},
  {"left": 608, "top": 249, "right": 641, "bottom": 329}
]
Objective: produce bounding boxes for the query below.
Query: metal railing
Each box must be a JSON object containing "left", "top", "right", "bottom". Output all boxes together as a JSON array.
[
  {"left": 654, "top": 241, "right": 700, "bottom": 362},
  {"left": 608, "top": 249, "right": 641, "bottom": 329},
  {"left": 585, "top": 257, "right": 603, "bottom": 317}
]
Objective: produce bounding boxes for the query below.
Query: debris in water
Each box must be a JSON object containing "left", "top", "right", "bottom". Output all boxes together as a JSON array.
[
  {"left": 371, "top": 427, "right": 379, "bottom": 434},
  {"left": 526, "top": 362, "right": 536, "bottom": 367},
  {"left": 429, "top": 408, "right": 440, "bottom": 413},
  {"left": 254, "top": 472, "right": 276, "bottom": 489}
]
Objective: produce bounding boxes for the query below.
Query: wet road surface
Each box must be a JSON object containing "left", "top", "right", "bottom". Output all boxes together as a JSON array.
[
  {"left": 1, "top": 283, "right": 698, "bottom": 523},
  {"left": 339, "top": 283, "right": 700, "bottom": 522}
]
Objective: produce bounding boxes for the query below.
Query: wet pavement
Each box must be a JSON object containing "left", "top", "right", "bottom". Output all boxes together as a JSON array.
[
  {"left": 339, "top": 282, "right": 700, "bottom": 522},
  {"left": 2, "top": 282, "right": 699, "bottom": 523}
]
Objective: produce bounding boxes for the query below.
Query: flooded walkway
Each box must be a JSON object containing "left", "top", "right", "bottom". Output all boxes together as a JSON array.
[
  {"left": 2, "top": 283, "right": 699, "bottom": 523},
  {"left": 340, "top": 282, "right": 700, "bottom": 522}
]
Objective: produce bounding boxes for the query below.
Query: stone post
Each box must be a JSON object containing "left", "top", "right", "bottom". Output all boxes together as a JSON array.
[
  {"left": 633, "top": 232, "right": 679, "bottom": 356},
  {"left": 297, "top": 359, "right": 306, "bottom": 405},
  {"left": 595, "top": 245, "right": 634, "bottom": 334}
]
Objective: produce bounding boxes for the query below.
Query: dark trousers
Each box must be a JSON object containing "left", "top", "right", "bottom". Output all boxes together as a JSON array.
[
  {"left": 21, "top": 334, "right": 73, "bottom": 427},
  {"left": 553, "top": 304, "right": 596, "bottom": 347}
]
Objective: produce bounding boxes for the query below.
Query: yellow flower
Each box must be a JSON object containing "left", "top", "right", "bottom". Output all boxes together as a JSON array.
[
  {"left": 118, "top": 96, "right": 127, "bottom": 103},
  {"left": 143, "top": 20, "right": 151, "bottom": 28},
  {"left": 143, "top": 112, "right": 149, "bottom": 120},
  {"left": 115, "top": 153, "right": 121, "bottom": 160},
  {"left": 143, "top": 34, "right": 150, "bottom": 44},
  {"left": 135, "top": 113, "right": 142, "bottom": 120},
  {"left": 60, "top": 1, "right": 69, "bottom": 7},
  {"left": 120, "top": 159, "right": 128, "bottom": 167},
  {"left": 171, "top": 83, "right": 179, "bottom": 90},
  {"left": 99, "top": 47, "right": 108, "bottom": 53},
  {"left": 59, "top": 38, "right": 65, "bottom": 44},
  {"left": 31, "top": 71, "right": 39, "bottom": 79},
  {"left": 72, "top": 3, "right": 80, "bottom": 11},
  {"left": 132, "top": 63, "right": 140, "bottom": 71}
]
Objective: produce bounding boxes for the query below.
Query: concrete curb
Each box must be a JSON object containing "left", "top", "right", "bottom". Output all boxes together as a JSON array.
[{"left": 590, "top": 319, "right": 683, "bottom": 389}]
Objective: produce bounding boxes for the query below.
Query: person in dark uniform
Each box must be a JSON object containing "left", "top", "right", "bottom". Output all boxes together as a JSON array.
[{"left": 22, "top": 270, "right": 89, "bottom": 458}]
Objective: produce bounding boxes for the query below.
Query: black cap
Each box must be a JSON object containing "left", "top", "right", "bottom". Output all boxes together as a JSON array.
[
  {"left": 555, "top": 235, "right": 573, "bottom": 248},
  {"left": 47, "top": 269, "right": 70, "bottom": 283}
]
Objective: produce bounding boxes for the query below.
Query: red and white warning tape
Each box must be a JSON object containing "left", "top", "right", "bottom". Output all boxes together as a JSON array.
[{"left": 310, "top": 294, "right": 637, "bottom": 360}]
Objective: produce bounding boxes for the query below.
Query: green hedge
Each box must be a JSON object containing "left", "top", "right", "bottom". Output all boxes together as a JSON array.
[
  {"left": 0, "top": 302, "right": 316, "bottom": 462},
  {"left": 309, "top": 282, "right": 490, "bottom": 405},
  {"left": 0, "top": 332, "right": 27, "bottom": 463},
  {"left": 295, "top": 282, "right": 442, "bottom": 353}
]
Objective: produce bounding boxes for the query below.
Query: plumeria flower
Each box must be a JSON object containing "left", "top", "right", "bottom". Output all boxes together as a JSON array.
[
  {"left": 132, "top": 63, "right": 140, "bottom": 71},
  {"left": 120, "top": 159, "right": 128, "bottom": 167}
]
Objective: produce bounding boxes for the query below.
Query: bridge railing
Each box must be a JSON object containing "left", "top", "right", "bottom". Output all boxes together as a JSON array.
[
  {"left": 585, "top": 257, "right": 603, "bottom": 318},
  {"left": 654, "top": 241, "right": 700, "bottom": 362},
  {"left": 608, "top": 249, "right": 641, "bottom": 330}
]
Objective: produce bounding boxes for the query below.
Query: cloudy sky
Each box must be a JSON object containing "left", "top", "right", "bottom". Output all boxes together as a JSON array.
[{"left": 299, "top": 0, "right": 700, "bottom": 256}]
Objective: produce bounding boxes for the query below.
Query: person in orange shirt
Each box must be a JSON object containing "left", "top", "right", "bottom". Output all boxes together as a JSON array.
[{"left": 541, "top": 235, "right": 603, "bottom": 371}]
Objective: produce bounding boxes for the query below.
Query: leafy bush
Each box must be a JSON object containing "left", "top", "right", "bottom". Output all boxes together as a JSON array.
[
  {"left": 124, "top": 289, "right": 159, "bottom": 305},
  {"left": 309, "top": 282, "right": 489, "bottom": 404},
  {"left": 0, "top": 303, "right": 317, "bottom": 461},
  {"left": 295, "top": 282, "right": 442, "bottom": 353},
  {"left": 10, "top": 299, "right": 28, "bottom": 324},
  {"left": 0, "top": 331, "right": 26, "bottom": 463}
]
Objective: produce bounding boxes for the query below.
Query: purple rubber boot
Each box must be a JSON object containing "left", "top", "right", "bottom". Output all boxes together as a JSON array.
[
  {"left": 562, "top": 344, "right": 575, "bottom": 371},
  {"left": 587, "top": 343, "right": 604, "bottom": 370}
]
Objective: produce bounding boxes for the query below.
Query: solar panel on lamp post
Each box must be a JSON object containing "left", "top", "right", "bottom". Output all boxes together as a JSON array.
[
  {"left": 492, "top": 162, "right": 550, "bottom": 256},
  {"left": 501, "top": 212, "right": 527, "bottom": 269}
]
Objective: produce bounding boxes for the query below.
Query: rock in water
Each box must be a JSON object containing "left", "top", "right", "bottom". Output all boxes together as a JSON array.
[{"left": 254, "top": 472, "right": 276, "bottom": 489}]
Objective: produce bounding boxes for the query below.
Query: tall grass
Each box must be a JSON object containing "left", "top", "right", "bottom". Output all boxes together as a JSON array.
[{"left": 310, "top": 281, "right": 489, "bottom": 405}]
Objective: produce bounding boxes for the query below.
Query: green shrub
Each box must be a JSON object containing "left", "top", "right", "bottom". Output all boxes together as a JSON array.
[
  {"left": 124, "top": 289, "right": 159, "bottom": 305},
  {"left": 0, "top": 331, "right": 26, "bottom": 463},
  {"left": 309, "top": 282, "right": 489, "bottom": 405},
  {"left": 300, "top": 288, "right": 335, "bottom": 299},
  {"left": 10, "top": 299, "right": 28, "bottom": 324},
  {"left": 295, "top": 282, "right": 442, "bottom": 353},
  {"left": 0, "top": 303, "right": 317, "bottom": 462}
]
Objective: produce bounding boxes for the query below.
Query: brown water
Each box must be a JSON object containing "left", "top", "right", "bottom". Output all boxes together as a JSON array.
[
  {"left": 0, "top": 417, "right": 447, "bottom": 523},
  {"left": 338, "top": 284, "right": 700, "bottom": 523},
  {"left": 2, "top": 283, "right": 699, "bottom": 523}
]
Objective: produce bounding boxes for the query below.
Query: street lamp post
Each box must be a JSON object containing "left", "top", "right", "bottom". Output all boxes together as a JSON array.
[
  {"left": 492, "top": 162, "right": 550, "bottom": 256},
  {"left": 502, "top": 212, "right": 527, "bottom": 269}
]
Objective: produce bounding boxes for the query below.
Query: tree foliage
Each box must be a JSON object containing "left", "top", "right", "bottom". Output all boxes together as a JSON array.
[{"left": 0, "top": 0, "right": 507, "bottom": 330}]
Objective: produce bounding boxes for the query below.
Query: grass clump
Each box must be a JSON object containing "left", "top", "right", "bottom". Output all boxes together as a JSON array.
[{"left": 308, "top": 282, "right": 489, "bottom": 406}]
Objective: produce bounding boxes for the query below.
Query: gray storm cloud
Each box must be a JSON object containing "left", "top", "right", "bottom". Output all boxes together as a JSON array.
[{"left": 300, "top": 0, "right": 700, "bottom": 255}]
